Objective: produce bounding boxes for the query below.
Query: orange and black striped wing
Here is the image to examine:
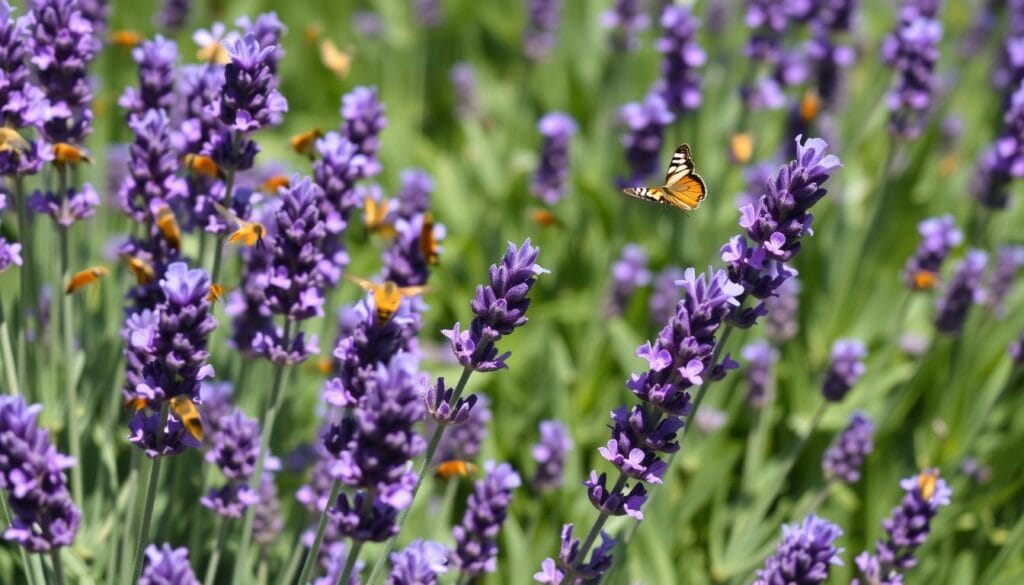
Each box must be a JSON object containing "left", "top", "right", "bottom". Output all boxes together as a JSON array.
[
  {"left": 621, "top": 186, "right": 671, "bottom": 206},
  {"left": 663, "top": 144, "right": 695, "bottom": 185},
  {"left": 664, "top": 173, "right": 707, "bottom": 211}
]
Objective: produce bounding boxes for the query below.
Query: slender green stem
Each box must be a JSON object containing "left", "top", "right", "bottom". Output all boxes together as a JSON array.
[
  {"left": 296, "top": 479, "right": 343, "bottom": 585},
  {"left": 257, "top": 556, "right": 269, "bottom": 585},
  {"left": 13, "top": 176, "right": 34, "bottom": 396},
  {"left": 1, "top": 490, "right": 38, "bottom": 585},
  {"left": 366, "top": 366, "right": 474, "bottom": 585},
  {"left": 233, "top": 319, "right": 294, "bottom": 585},
  {"left": 49, "top": 550, "right": 66, "bottom": 585},
  {"left": 804, "top": 478, "right": 835, "bottom": 514},
  {"left": 775, "top": 401, "right": 829, "bottom": 482},
  {"left": 119, "top": 453, "right": 140, "bottom": 585},
  {"left": 59, "top": 220, "right": 83, "bottom": 514},
  {"left": 0, "top": 293, "right": 21, "bottom": 395},
  {"left": 203, "top": 517, "right": 230, "bottom": 585},
  {"left": 129, "top": 405, "right": 170, "bottom": 584}
]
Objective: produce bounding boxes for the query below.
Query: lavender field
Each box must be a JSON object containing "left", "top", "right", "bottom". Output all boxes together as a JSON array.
[{"left": 0, "top": 0, "right": 1022, "bottom": 583}]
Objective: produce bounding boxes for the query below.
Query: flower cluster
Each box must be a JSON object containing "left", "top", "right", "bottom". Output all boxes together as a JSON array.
[
  {"left": 656, "top": 5, "right": 705, "bottom": 114},
  {"left": 741, "top": 339, "right": 778, "bottom": 408},
  {"left": 822, "top": 411, "right": 874, "bottom": 484},
  {"left": 532, "top": 420, "right": 572, "bottom": 491},
  {"left": 381, "top": 212, "right": 443, "bottom": 289},
  {"left": 972, "top": 80, "right": 1024, "bottom": 209},
  {"left": 805, "top": 0, "right": 858, "bottom": 108},
  {"left": 341, "top": 86, "right": 386, "bottom": 177},
  {"left": 531, "top": 112, "right": 577, "bottom": 205},
  {"left": 119, "top": 35, "right": 179, "bottom": 118},
  {"left": 934, "top": 250, "right": 987, "bottom": 335},
  {"left": 388, "top": 539, "right": 449, "bottom": 584},
  {"left": 217, "top": 34, "right": 287, "bottom": 134},
  {"left": 881, "top": 6, "right": 942, "bottom": 138},
  {"left": 600, "top": 0, "right": 649, "bottom": 52},
  {"left": 237, "top": 12, "right": 286, "bottom": 72},
  {"left": 452, "top": 462, "right": 521, "bottom": 577},
  {"left": 753, "top": 514, "right": 844, "bottom": 585},
  {"left": 619, "top": 93, "right": 675, "bottom": 186},
  {"left": 0, "top": 1, "right": 47, "bottom": 176},
  {"left": 821, "top": 338, "right": 866, "bottom": 402},
  {"left": 138, "top": 543, "right": 200, "bottom": 585},
  {"left": 156, "top": 0, "right": 190, "bottom": 31},
  {"left": 608, "top": 243, "right": 651, "bottom": 316},
  {"left": 201, "top": 409, "right": 263, "bottom": 517},
  {"left": 117, "top": 108, "right": 186, "bottom": 222},
  {"left": 534, "top": 524, "right": 615, "bottom": 584},
  {"left": 902, "top": 214, "right": 962, "bottom": 291},
  {"left": 524, "top": 0, "right": 560, "bottom": 61},
  {"left": 741, "top": 0, "right": 791, "bottom": 111}
]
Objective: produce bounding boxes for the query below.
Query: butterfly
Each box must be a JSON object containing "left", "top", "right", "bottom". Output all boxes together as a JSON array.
[
  {"left": 65, "top": 266, "right": 109, "bottom": 294},
  {"left": 319, "top": 39, "right": 353, "bottom": 78},
  {"left": 436, "top": 460, "right": 478, "bottom": 480},
  {"left": 363, "top": 196, "right": 397, "bottom": 238},
  {"left": 346, "top": 275, "right": 428, "bottom": 325},
  {"left": 917, "top": 469, "right": 939, "bottom": 503},
  {"left": 213, "top": 201, "right": 266, "bottom": 248},
  {"left": 621, "top": 144, "right": 707, "bottom": 212}
]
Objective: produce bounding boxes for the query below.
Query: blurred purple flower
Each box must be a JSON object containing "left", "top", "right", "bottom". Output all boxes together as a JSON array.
[
  {"left": 822, "top": 338, "right": 866, "bottom": 402},
  {"left": 608, "top": 243, "right": 650, "bottom": 316},
  {"left": 741, "top": 339, "right": 778, "bottom": 408},
  {"left": 648, "top": 266, "right": 683, "bottom": 327},
  {"left": 656, "top": 5, "right": 705, "bottom": 114},
  {"left": 138, "top": 543, "right": 200, "bottom": 585},
  {"left": 155, "top": 0, "right": 190, "bottom": 31},
  {"left": 201, "top": 409, "right": 261, "bottom": 518},
  {"left": 396, "top": 168, "right": 434, "bottom": 218},
  {"left": 29, "top": 184, "right": 99, "bottom": 227},
  {"left": 353, "top": 11, "right": 384, "bottom": 37},
  {"left": 881, "top": 7, "right": 942, "bottom": 138},
  {"left": 973, "top": 80, "right": 1024, "bottom": 209},
  {"left": 934, "top": 250, "right": 987, "bottom": 335},
  {"left": 765, "top": 275, "right": 801, "bottom": 342},
  {"left": 901, "top": 214, "right": 962, "bottom": 291},
  {"left": 619, "top": 93, "right": 675, "bottom": 186},
  {"left": 253, "top": 472, "right": 283, "bottom": 547},
  {"left": 753, "top": 514, "right": 843, "bottom": 585},
  {"left": 119, "top": 36, "right": 179, "bottom": 118},
  {"left": 1011, "top": 331, "right": 1024, "bottom": 367},
  {"left": 695, "top": 406, "right": 727, "bottom": 433},
  {"left": 382, "top": 213, "right": 443, "bottom": 289},
  {"left": 959, "top": 457, "right": 992, "bottom": 485},
  {"left": 524, "top": 0, "right": 560, "bottom": 61},
  {"left": 429, "top": 393, "right": 490, "bottom": 461},
  {"left": 452, "top": 461, "right": 521, "bottom": 577},
  {"left": 414, "top": 0, "right": 443, "bottom": 27},
  {"left": 987, "top": 245, "right": 1024, "bottom": 315},
  {"left": 600, "top": 0, "right": 649, "bottom": 52},
  {"left": 532, "top": 420, "right": 572, "bottom": 491},
  {"left": 822, "top": 411, "right": 874, "bottom": 483},
  {"left": 77, "top": 0, "right": 108, "bottom": 35},
  {"left": 450, "top": 62, "right": 479, "bottom": 120},
  {"left": 341, "top": 86, "right": 386, "bottom": 177},
  {"left": 532, "top": 112, "right": 577, "bottom": 205},
  {"left": 387, "top": 539, "right": 448, "bottom": 584}
]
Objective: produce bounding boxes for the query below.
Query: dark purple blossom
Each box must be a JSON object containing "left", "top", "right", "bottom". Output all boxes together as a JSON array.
[
  {"left": 341, "top": 86, "right": 386, "bottom": 177},
  {"left": 263, "top": 176, "right": 327, "bottom": 322},
  {"left": 396, "top": 168, "right": 434, "bottom": 218},
  {"left": 201, "top": 409, "right": 261, "bottom": 518},
  {"left": 934, "top": 250, "right": 987, "bottom": 335},
  {"left": 656, "top": 5, "right": 705, "bottom": 114},
  {"left": 902, "top": 214, "right": 962, "bottom": 291},
  {"left": 600, "top": 0, "right": 649, "bottom": 52},
  {"left": 821, "top": 338, "right": 866, "bottom": 402},
  {"left": 822, "top": 411, "right": 874, "bottom": 483},
  {"left": 752, "top": 514, "right": 844, "bottom": 585},
  {"left": 608, "top": 243, "right": 650, "bottom": 316},
  {"left": 450, "top": 62, "right": 479, "bottom": 120},
  {"left": 741, "top": 339, "right": 778, "bottom": 408},
  {"left": 253, "top": 472, "right": 283, "bottom": 547},
  {"left": 236, "top": 13, "right": 286, "bottom": 72},
  {"left": 382, "top": 213, "right": 443, "bottom": 289},
  {"left": 314, "top": 130, "right": 367, "bottom": 230},
  {"left": 216, "top": 34, "right": 287, "bottom": 134},
  {"left": 0, "top": 1, "right": 48, "bottom": 175},
  {"left": 765, "top": 275, "right": 800, "bottom": 342},
  {"left": 452, "top": 461, "right": 521, "bottom": 577},
  {"left": 387, "top": 539, "right": 448, "bottom": 584},
  {"left": 0, "top": 397, "right": 81, "bottom": 552},
  {"left": 138, "top": 543, "right": 200, "bottom": 585},
  {"left": 430, "top": 392, "right": 490, "bottom": 463},
  {"left": 805, "top": 0, "right": 859, "bottom": 107},
  {"left": 881, "top": 7, "right": 942, "bottom": 138},
  {"left": 118, "top": 109, "right": 186, "bottom": 222},
  {"left": 988, "top": 245, "right": 1024, "bottom": 315},
  {"left": 532, "top": 112, "right": 577, "bottom": 205},
  {"left": 29, "top": 183, "right": 99, "bottom": 227},
  {"left": 973, "top": 80, "right": 1024, "bottom": 209},
  {"left": 648, "top": 266, "right": 683, "bottom": 327},
  {"left": 536, "top": 524, "right": 615, "bottom": 584},
  {"left": 524, "top": 0, "right": 560, "bottom": 61},
  {"left": 119, "top": 36, "right": 179, "bottom": 118},
  {"left": 532, "top": 420, "right": 572, "bottom": 491},
  {"left": 155, "top": 0, "right": 190, "bottom": 31},
  {"left": 619, "top": 93, "right": 675, "bottom": 186},
  {"left": 424, "top": 378, "right": 480, "bottom": 426}
]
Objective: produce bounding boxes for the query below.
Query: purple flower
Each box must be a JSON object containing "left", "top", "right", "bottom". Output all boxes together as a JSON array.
[
  {"left": 881, "top": 7, "right": 942, "bottom": 138},
  {"left": 414, "top": 0, "right": 443, "bottom": 27},
  {"left": 531, "top": 112, "right": 577, "bottom": 205},
  {"left": 198, "top": 381, "right": 234, "bottom": 436},
  {"left": 452, "top": 461, "right": 521, "bottom": 577},
  {"left": 532, "top": 420, "right": 572, "bottom": 491},
  {"left": 175, "top": 64, "right": 224, "bottom": 156},
  {"left": 822, "top": 411, "right": 873, "bottom": 483},
  {"left": 155, "top": 0, "right": 190, "bottom": 31},
  {"left": 741, "top": 339, "right": 778, "bottom": 408},
  {"left": 608, "top": 243, "right": 651, "bottom": 316},
  {"left": 987, "top": 245, "right": 1024, "bottom": 315},
  {"left": 765, "top": 275, "right": 801, "bottom": 342},
  {"left": 118, "top": 109, "right": 186, "bottom": 222},
  {"left": 619, "top": 93, "right": 675, "bottom": 186},
  {"left": 236, "top": 12, "right": 286, "bottom": 72},
  {"left": 77, "top": 0, "right": 108, "bottom": 35},
  {"left": 821, "top": 338, "right": 866, "bottom": 402},
  {"left": 600, "top": 0, "right": 650, "bottom": 52},
  {"left": 431, "top": 394, "right": 490, "bottom": 463},
  {"left": 353, "top": 11, "right": 384, "bottom": 38},
  {"left": 648, "top": 266, "right": 684, "bottom": 327},
  {"left": 382, "top": 213, "right": 443, "bottom": 289},
  {"left": 0, "top": 397, "right": 81, "bottom": 552},
  {"left": 959, "top": 456, "right": 992, "bottom": 485},
  {"left": 253, "top": 472, "right": 283, "bottom": 547},
  {"left": 424, "top": 378, "right": 479, "bottom": 426},
  {"left": 29, "top": 183, "right": 99, "bottom": 226},
  {"left": 752, "top": 514, "right": 844, "bottom": 585},
  {"left": 0, "top": 1, "right": 49, "bottom": 175},
  {"left": 396, "top": 168, "right": 434, "bottom": 218},
  {"left": 27, "top": 0, "right": 101, "bottom": 143},
  {"left": 656, "top": 5, "right": 705, "bottom": 114},
  {"left": 119, "top": 36, "right": 179, "bottom": 117},
  {"left": 201, "top": 409, "right": 261, "bottom": 518},
  {"left": 536, "top": 524, "right": 615, "bottom": 583},
  {"left": 263, "top": 176, "right": 327, "bottom": 322},
  {"left": 934, "top": 250, "right": 987, "bottom": 335},
  {"left": 217, "top": 34, "right": 287, "bottom": 134},
  {"left": 902, "top": 214, "right": 962, "bottom": 291},
  {"left": 387, "top": 539, "right": 449, "bottom": 584},
  {"left": 138, "top": 543, "right": 200, "bottom": 585},
  {"left": 973, "top": 79, "right": 1024, "bottom": 209},
  {"left": 805, "top": 0, "right": 858, "bottom": 107},
  {"left": 315, "top": 542, "right": 363, "bottom": 585},
  {"left": 341, "top": 86, "right": 386, "bottom": 177},
  {"left": 450, "top": 62, "right": 479, "bottom": 120},
  {"left": 314, "top": 130, "right": 367, "bottom": 231},
  {"left": 524, "top": 0, "right": 560, "bottom": 61},
  {"left": 443, "top": 239, "right": 547, "bottom": 371}
]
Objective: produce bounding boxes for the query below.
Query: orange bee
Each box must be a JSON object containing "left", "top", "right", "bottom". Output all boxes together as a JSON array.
[
  {"left": 207, "top": 284, "right": 232, "bottom": 303},
  {"left": 917, "top": 469, "right": 939, "bottom": 503},
  {"left": 290, "top": 128, "right": 324, "bottom": 160},
  {"left": 303, "top": 22, "right": 324, "bottom": 45},
  {"left": 121, "top": 254, "right": 156, "bottom": 285},
  {"left": 108, "top": 29, "right": 143, "bottom": 49},
  {"left": 910, "top": 270, "right": 939, "bottom": 291},
  {"left": 261, "top": 174, "right": 291, "bottom": 194},
  {"left": 730, "top": 133, "right": 754, "bottom": 164},
  {"left": 419, "top": 212, "right": 439, "bottom": 266},
  {"left": 436, "top": 460, "right": 477, "bottom": 480},
  {"left": 182, "top": 153, "right": 224, "bottom": 180},
  {"left": 306, "top": 357, "right": 334, "bottom": 376},
  {"left": 530, "top": 209, "right": 562, "bottom": 228},
  {"left": 346, "top": 275, "right": 429, "bottom": 325},
  {"left": 197, "top": 41, "right": 231, "bottom": 65},
  {"left": 65, "top": 266, "right": 109, "bottom": 294},
  {"left": 154, "top": 204, "right": 182, "bottom": 252},
  {"left": 364, "top": 196, "right": 396, "bottom": 238},
  {"left": 124, "top": 396, "right": 148, "bottom": 413},
  {"left": 0, "top": 127, "right": 30, "bottom": 158},
  {"left": 799, "top": 89, "right": 821, "bottom": 123},
  {"left": 213, "top": 201, "right": 266, "bottom": 248},
  {"left": 319, "top": 39, "right": 353, "bottom": 78},
  {"left": 52, "top": 143, "right": 93, "bottom": 166},
  {"left": 170, "top": 395, "right": 205, "bottom": 442}
]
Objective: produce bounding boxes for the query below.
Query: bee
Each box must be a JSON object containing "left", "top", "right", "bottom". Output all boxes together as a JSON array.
[
  {"left": 65, "top": 266, "right": 109, "bottom": 294},
  {"left": 52, "top": 143, "right": 93, "bottom": 166},
  {"left": 170, "top": 395, "right": 205, "bottom": 442},
  {"left": 290, "top": 128, "right": 324, "bottom": 160},
  {"left": 197, "top": 40, "right": 231, "bottom": 65},
  {"left": 800, "top": 89, "right": 821, "bottom": 123},
  {"left": 346, "top": 275, "right": 429, "bottom": 325},
  {"left": 303, "top": 22, "right": 323, "bottom": 45},
  {"left": 306, "top": 356, "right": 334, "bottom": 376},
  {"left": 261, "top": 174, "right": 291, "bottom": 194},
  {"left": 319, "top": 39, "right": 353, "bottom": 78},
  {"left": 0, "top": 127, "right": 31, "bottom": 158},
  {"left": 121, "top": 254, "right": 156, "bottom": 285},
  {"left": 730, "top": 133, "right": 754, "bottom": 164},
  {"left": 364, "top": 196, "right": 396, "bottom": 238},
  {"left": 436, "top": 460, "right": 477, "bottom": 480},
  {"left": 124, "top": 396, "right": 148, "bottom": 413},
  {"left": 917, "top": 469, "right": 939, "bottom": 503},
  {"left": 154, "top": 204, "right": 182, "bottom": 252},
  {"left": 207, "top": 283, "right": 232, "bottom": 303},
  {"left": 419, "top": 212, "right": 439, "bottom": 265},
  {"left": 108, "top": 29, "right": 143, "bottom": 49},
  {"left": 182, "top": 153, "right": 224, "bottom": 180},
  {"left": 909, "top": 269, "right": 939, "bottom": 291},
  {"left": 530, "top": 208, "right": 562, "bottom": 228},
  {"left": 212, "top": 201, "right": 266, "bottom": 248},
  {"left": 622, "top": 144, "right": 707, "bottom": 212}
]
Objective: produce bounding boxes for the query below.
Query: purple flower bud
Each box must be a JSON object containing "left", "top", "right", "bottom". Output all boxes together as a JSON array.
[
  {"left": 387, "top": 539, "right": 449, "bottom": 584},
  {"left": 600, "top": 0, "right": 649, "bottom": 52},
  {"left": 902, "top": 214, "right": 962, "bottom": 291},
  {"left": 648, "top": 266, "right": 684, "bottom": 327},
  {"left": 532, "top": 112, "right": 577, "bottom": 205},
  {"left": 524, "top": 0, "right": 560, "bottom": 61},
  {"left": 619, "top": 93, "right": 675, "bottom": 185},
  {"left": 217, "top": 34, "right": 287, "bottom": 134},
  {"left": 881, "top": 8, "right": 941, "bottom": 138},
  {"left": 253, "top": 472, "right": 283, "bottom": 547},
  {"left": 1011, "top": 331, "right": 1024, "bottom": 367},
  {"left": 29, "top": 184, "right": 99, "bottom": 227},
  {"left": 433, "top": 393, "right": 490, "bottom": 463},
  {"left": 413, "top": 0, "right": 443, "bottom": 27},
  {"left": 201, "top": 409, "right": 261, "bottom": 518},
  {"left": 752, "top": 514, "right": 844, "bottom": 585},
  {"left": 532, "top": 420, "right": 572, "bottom": 491},
  {"left": 119, "top": 36, "right": 179, "bottom": 118},
  {"left": 396, "top": 168, "right": 434, "bottom": 218},
  {"left": 987, "top": 245, "right": 1024, "bottom": 316},
  {"left": 822, "top": 338, "right": 866, "bottom": 402},
  {"left": 425, "top": 378, "right": 479, "bottom": 426},
  {"left": 452, "top": 461, "right": 521, "bottom": 577},
  {"left": 584, "top": 471, "right": 646, "bottom": 520},
  {"left": 973, "top": 79, "right": 1024, "bottom": 209},
  {"left": 263, "top": 176, "right": 327, "bottom": 323},
  {"left": 823, "top": 411, "right": 874, "bottom": 483},
  {"left": 656, "top": 5, "right": 705, "bottom": 114},
  {"left": 959, "top": 456, "right": 991, "bottom": 485},
  {"left": 155, "top": 0, "right": 190, "bottom": 31},
  {"left": 536, "top": 524, "right": 615, "bottom": 583},
  {"left": 741, "top": 339, "right": 778, "bottom": 408},
  {"left": 341, "top": 86, "right": 386, "bottom": 177},
  {"left": 934, "top": 250, "right": 987, "bottom": 335},
  {"left": 450, "top": 62, "right": 479, "bottom": 120},
  {"left": 118, "top": 109, "right": 186, "bottom": 222},
  {"left": 236, "top": 12, "right": 286, "bottom": 72},
  {"left": 314, "top": 130, "right": 367, "bottom": 233},
  {"left": 138, "top": 543, "right": 200, "bottom": 585}
]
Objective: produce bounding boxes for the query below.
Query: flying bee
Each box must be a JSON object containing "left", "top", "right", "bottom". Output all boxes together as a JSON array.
[
  {"left": 530, "top": 208, "right": 562, "bottom": 228},
  {"left": 169, "top": 395, "right": 205, "bottom": 442},
  {"left": 52, "top": 143, "right": 93, "bottom": 166},
  {"left": 419, "top": 212, "right": 439, "bottom": 265},
  {"left": 212, "top": 201, "right": 266, "bottom": 248},
  {"left": 197, "top": 40, "right": 231, "bottom": 65},
  {"left": 436, "top": 460, "right": 477, "bottom": 480},
  {"left": 730, "top": 133, "right": 754, "bottom": 164},
  {"left": 622, "top": 144, "right": 707, "bottom": 213},
  {"left": 305, "top": 356, "right": 334, "bottom": 376},
  {"left": 363, "top": 196, "right": 396, "bottom": 238},
  {"left": 182, "top": 153, "right": 224, "bottom": 180},
  {"left": 290, "top": 128, "right": 324, "bottom": 160},
  {"left": 120, "top": 254, "right": 156, "bottom": 285},
  {"left": 124, "top": 396, "right": 148, "bottom": 413},
  {"left": 0, "top": 127, "right": 31, "bottom": 159},
  {"left": 207, "top": 283, "right": 232, "bottom": 303},
  {"left": 319, "top": 39, "right": 353, "bottom": 78},
  {"left": 909, "top": 269, "right": 939, "bottom": 291},
  {"left": 800, "top": 89, "right": 821, "bottom": 123},
  {"left": 108, "top": 29, "right": 143, "bottom": 49},
  {"left": 261, "top": 174, "right": 290, "bottom": 194},
  {"left": 65, "top": 266, "right": 109, "bottom": 294},
  {"left": 154, "top": 204, "right": 182, "bottom": 251},
  {"left": 917, "top": 469, "right": 939, "bottom": 503},
  {"left": 303, "top": 22, "right": 323, "bottom": 45},
  {"left": 346, "top": 275, "right": 429, "bottom": 325}
]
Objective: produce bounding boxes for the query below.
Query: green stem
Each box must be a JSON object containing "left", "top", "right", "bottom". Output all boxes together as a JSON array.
[
  {"left": 49, "top": 550, "right": 66, "bottom": 585},
  {"left": 365, "top": 366, "right": 474, "bottom": 585},
  {"left": 233, "top": 319, "right": 294, "bottom": 585},
  {"left": 295, "top": 479, "right": 343, "bottom": 585},
  {"left": 0, "top": 293, "right": 21, "bottom": 395},
  {"left": 257, "top": 556, "right": 269, "bottom": 585},
  {"left": 279, "top": 533, "right": 307, "bottom": 585},
  {"left": 13, "top": 176, "right": 34, "bottom": 395},
  {"left": 59, "top": 220, "right": 83, "bottom": 514},
  {"left": 118, "top": 453, "right": 140, "bottom": 585},
  {"left": 129, "top": 405, "right": 170, "bottom": 585},
  {"left": 203, "top": 517, "right": 229, "bottom": 585},
  {"left": 1, "top": 490, "right": 38, "bottom": 585}
]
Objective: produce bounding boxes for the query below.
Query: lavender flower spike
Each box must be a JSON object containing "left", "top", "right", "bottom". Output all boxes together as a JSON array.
[
  {"left": 821, "top": 338, "right": 866, "bottom": 402},
  {"left": 536, "top": 524, "right": 615, "bottom": 583},
  {"left": 822, "top": 411, "right": 874, "bottom": 484},
  {"left": 881, "top": 7, "right": 942, "bottom": 138},
  {"left": 138, "top": 543, "right": 200, "bottom": 585},
  {"left": 452, "top": 461, "right": 521, "bottom": 578},
  {"left": 765, "top": 275, "right": 801, "bottom": 342},
  {"left": 619, "top": 93, "right": 675, "bottom": 186},
  {"left": 119, "top": 35, "right": 179, "bottom": 117},
  {"left": 0, "top": 1, "right": 48, "bottom": 177},
  {"left": 450, "top": 62, "right": 479, "bottom": 120},
  {"left": 524, "top": 0, "right": 560, "bottom": 61},
  {"left": 988, "top": 245, "right": 1024, "bottom": 315},
  {"left": 341, "top": 86, "right": 387, "bottom": 177},
  {"left": 201, "top": 409, "right": 262, "bottom": 518},
  {"left": 973, "top": 79, "right": 1024, "bottom": 209},
  {"left": 608, "top": 243, "right": 651, "bottom": 316},
  {"left": 934, "top": 250, "right": 987, "bottom": 335},
  {"left": 218, "top": 34, "right": 287, "bottom": 134},
  {"left": 902, "top": 214, "right": 962, "bottom": 291},
  {"left": 600, "top": 0, "right": 649, "bottom": 52},
  {"left": 752, "top": 514, "right": 844, "bottom": 585},
  {"left": 656, "top": 5, "right": 705, "bottom": 114},
  {"left": 387, "top": 539, "right": 449, "bottom": 584},
  {"left": 156, "top": 0, "right": 190, "bottom": 31},
  {"left": 532, "top": 420, "right": 572, "bottom": 491},
  {"left": 741, "top": 339, "right": 778, "bottom": 408},
  {"left": 532, "top": 112, "right": 577, "bottom": 205}
]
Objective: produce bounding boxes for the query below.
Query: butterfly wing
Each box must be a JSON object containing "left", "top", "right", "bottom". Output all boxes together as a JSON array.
[
  {"left": 663, "top": 144, "right": 695, "bottom": 185},
  {"left": 344, "top": 274, "right": 378, "bottom": 293},
  {"left": 622, "top": 186, "right": 672, "bottom": 205},
  {"left": 663, "top": 174, "right": 707, "bottom": 211}
]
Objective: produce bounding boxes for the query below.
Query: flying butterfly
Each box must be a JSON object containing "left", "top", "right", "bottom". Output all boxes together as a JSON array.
[
  {"left": 52, "top": 143, "right": 93, "bottom": 166},
  {"left": 363, "top": 196, "right": 397, "bottom": 238},
  {"left": 290, "top": 128, "right": 324, "bottom": 160},
  {"left": 170, "top": 395, "right": 205, "bottom": 442},
  {"left": 436, "top": 460, "right": 478, "bottom": 480},
  {"left": 154, "top": 204, "right": 182, "bottom": 252},
  {"left": 65, "top": 266, "right": 109, "bottom": 294},
  {"left": 622, "top": 144, "right": 707, "bottom": 213},
  {"left": 530, "top": 208, "right": 563, "bottom": 228},
  {"left": 121, "top": 254, "right": 156, "bottom": 285},
  {"left": 419, "top": 212, "right": 439, "bottom": 265},
  {"left": 182, "top": 153, "right": 224, "bottom": 180},
  {"left": 346, "top": 275, "right": 428, "bottom": 325},
  {"left": 213, "top": 201, "right": 266, "bottom": 248}
]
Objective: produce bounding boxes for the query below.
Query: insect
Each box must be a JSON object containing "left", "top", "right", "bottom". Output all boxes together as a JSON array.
[
  {"left": 346, "top": 275, "right": 429, "bottom": 325},
  {"left": 436, "top": 460, "right": 477, "bottom": 480},
  {"left": 363, "top": 196, "right": 397, "bottom": 238},
  {"left": 170, "top": 395, "right": 205, "bottom": 442},
  {"left": 213, "top": 201, "right": 266, "bottom": 248},
  {"left": 306, "top": 357, "right": 334, "bottom": 376},
  {"left": 622, "top": 144, "right": 707, "bottom": 212},
  {"left": 261, "top": 174, "right": 291, "bottom": 194},
  {"left": 124, "top": 396, "right": 148, "bottom": 413},
  {"left": 196, "top": 40, "right": 231, "bottom": 65},
  {"left": 799, "top": 89, "right": 821, "bottom": 123},
  {"left": 909, "top": 269, "right": 939, "bottom": 291},
  {"left": 52, "top": 143, "right": 93, "bottom": 166},
  {"left": 420, "top": 212, "right": 439, "bottom": 265},
  {"left": 303, "top": 22, "right": 323, "bottom": 45},
  {"left": 121, "top": 254, "right": 156, "bottom": 285},
  {"left": 182, "top": 153, "right": 224, "bottom": 180},
  {"left": 730, "top": 133, "right": 754, "bottom": 164},
  {"left": 530, "top": 209, "right": 562, "bottom": 228},
  {"left": 319, "top": 39, "right": 353, "bottom": 78},
  {"left": 207, "top": 283, "right": 232, "bottom": 303},
  {"left": 154, "top": 204, "right": 182, "bottom": 251},
  {"left": 108, "top": 29, "right": 143, "bottom": 49},
  {"left": 290, "top": 128, "right": 324, "bottom": 160},
  {"left": 0, "top": 127, "right": 30, "bottom": 158},
  {"left": 917, "top": 469, "right": 939, "bottom": 502},
  {"left": 65, "top": 266, "right": 109, "bottom": 294}
]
